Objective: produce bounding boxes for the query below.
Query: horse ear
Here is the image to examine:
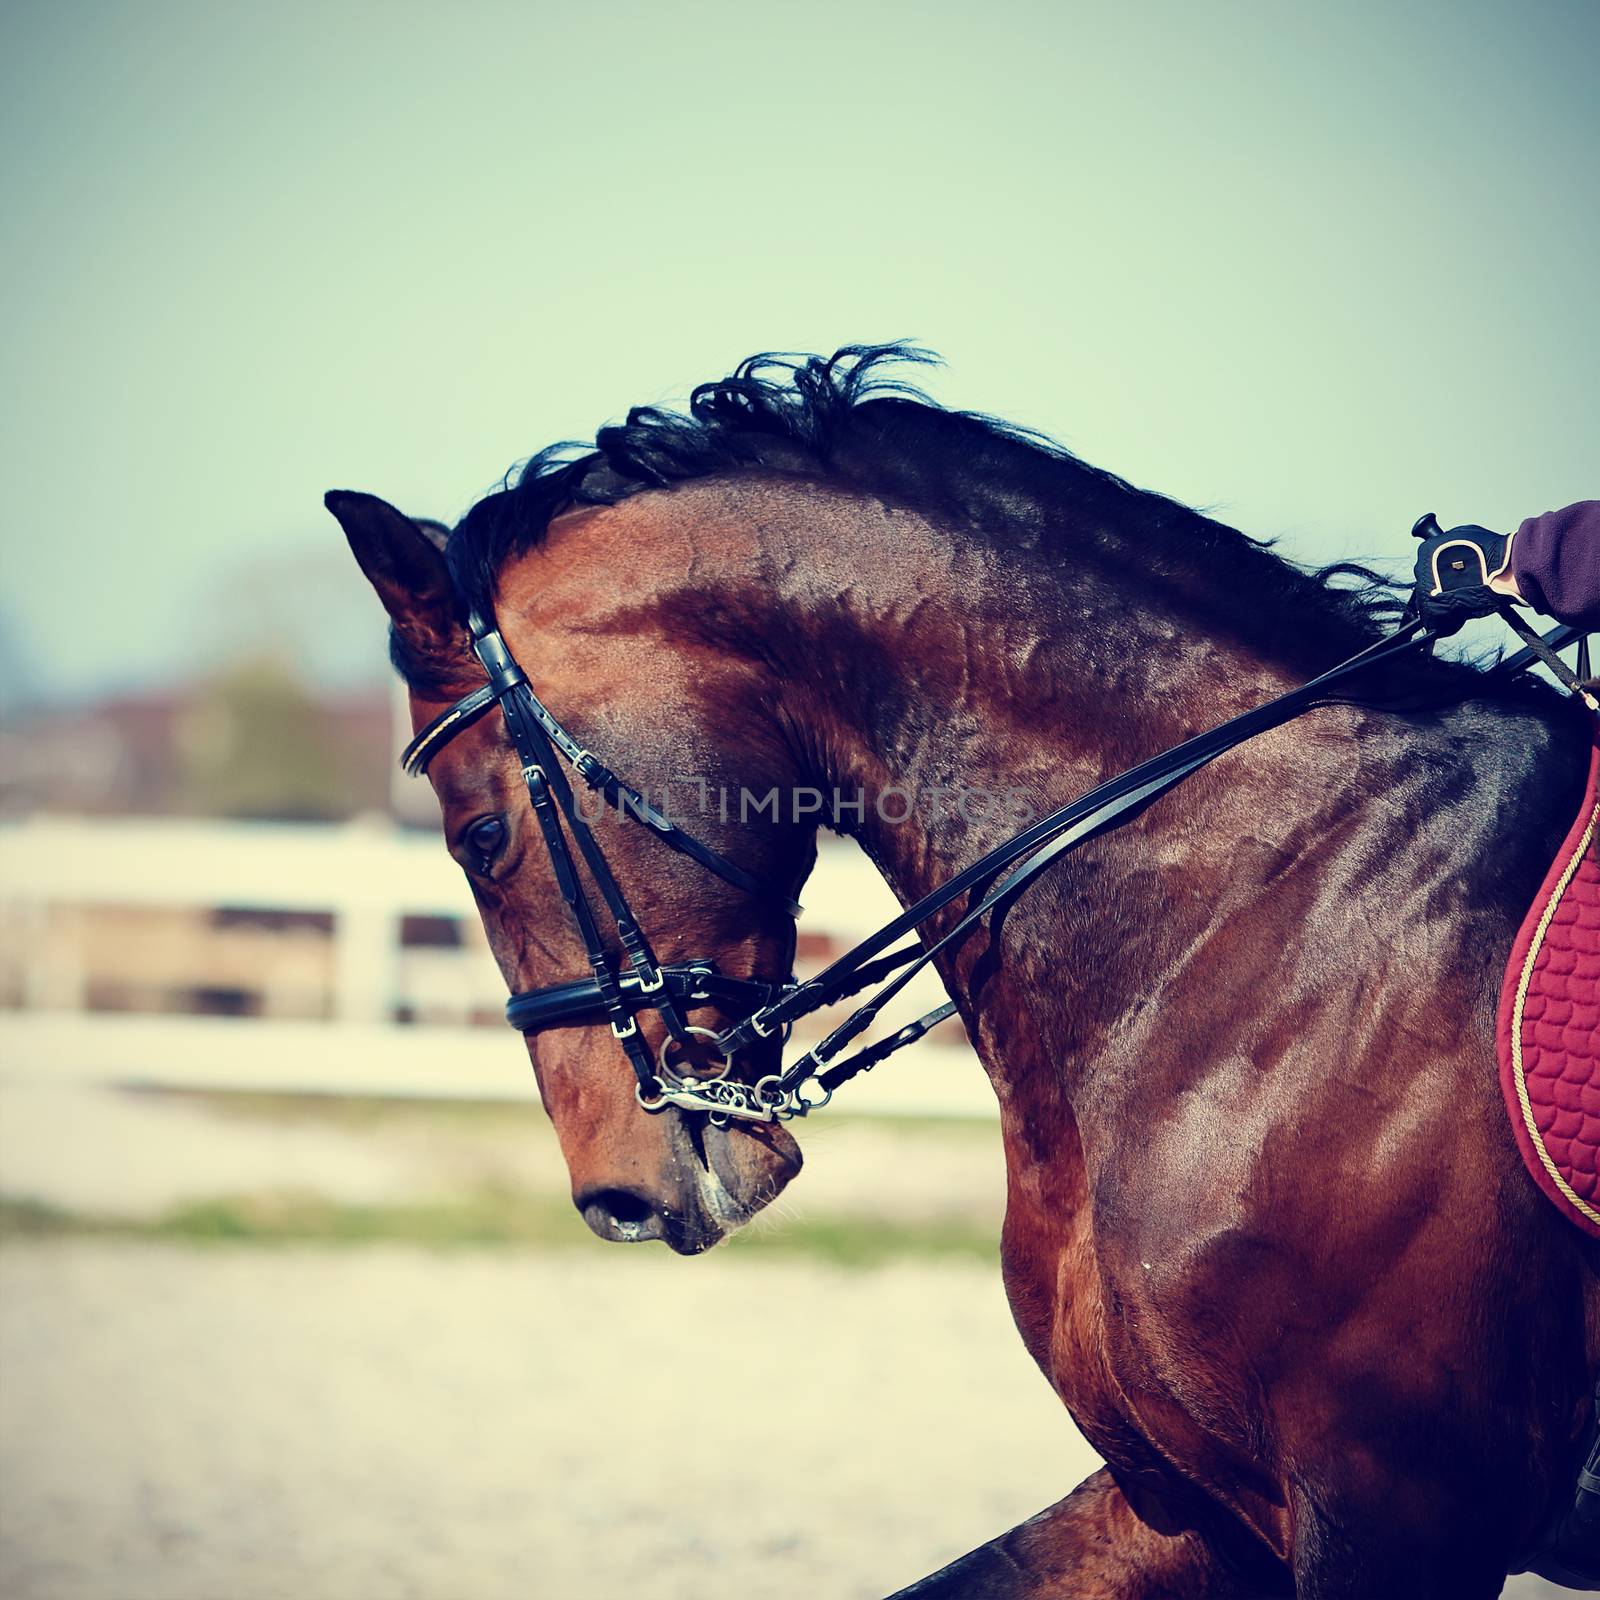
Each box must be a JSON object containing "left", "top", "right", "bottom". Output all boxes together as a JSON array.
[{"left": 325, "top": 490, "right": 467, "bottom": 668}]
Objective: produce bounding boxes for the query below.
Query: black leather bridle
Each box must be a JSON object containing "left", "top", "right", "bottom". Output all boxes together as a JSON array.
[
  {"left": 401, "top": 609, "right": 804, "bottom": 1119},
  {"left": 403, "top": 603, "right": 1589, "bottom": 1125}
]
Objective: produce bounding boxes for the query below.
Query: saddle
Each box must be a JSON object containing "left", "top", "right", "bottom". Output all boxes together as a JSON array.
[
  {"left": 1497, "top": 715, "right": 1600, "bottom": 1589},
  {"left": 1499, "top": 712, "right": 1600, "bottom": 1238}
]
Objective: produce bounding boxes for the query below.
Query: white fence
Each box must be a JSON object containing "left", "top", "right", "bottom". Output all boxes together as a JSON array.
[{"left": 0, "top": 814, "right": 993, "bottom": 1115}]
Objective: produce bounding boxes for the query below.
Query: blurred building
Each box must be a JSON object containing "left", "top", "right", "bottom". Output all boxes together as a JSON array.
[{"left": 0, "top": 665, "right": 394, "bottom": 822}]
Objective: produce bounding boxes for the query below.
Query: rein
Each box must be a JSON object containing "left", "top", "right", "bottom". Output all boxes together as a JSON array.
[{"left": 402, "top": 605, "right": 1590, "bottom": 1126}]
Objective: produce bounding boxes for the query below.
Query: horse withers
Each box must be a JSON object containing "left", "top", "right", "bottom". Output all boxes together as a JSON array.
[{"left": 329, "top": 347, "right": 1598, "bottom": 1597}]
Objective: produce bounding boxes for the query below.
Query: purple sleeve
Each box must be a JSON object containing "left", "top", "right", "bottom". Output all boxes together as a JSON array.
[{"left": 1510, "top": 500, "right": 1600, "bottom": 629}]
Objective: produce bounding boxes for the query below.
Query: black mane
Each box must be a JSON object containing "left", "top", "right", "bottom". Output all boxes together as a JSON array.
[
  {"left": 412, "top": 344, "right": 1421, "bottom": 690},
  {"left": 447, "top": 344, "right": 980, "bottom": 611}
]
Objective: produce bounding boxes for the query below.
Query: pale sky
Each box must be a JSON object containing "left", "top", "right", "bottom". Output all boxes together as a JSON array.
[{"left": 1, "top": 0, "right": 1595, "bottom": 704}]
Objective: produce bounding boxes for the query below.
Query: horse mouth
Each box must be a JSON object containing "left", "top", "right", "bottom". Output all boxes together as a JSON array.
[
  {"left": 573, "top": 1120, "right": 801, "bottom": 1254},
  {"left": 693, "top": 1117, "right": 801, "bottom": 1242}
]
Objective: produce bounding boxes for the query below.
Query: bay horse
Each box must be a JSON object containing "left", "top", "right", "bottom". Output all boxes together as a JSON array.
[{"left": 328, "top": 346, "right": 1597, "bottom": 1597}]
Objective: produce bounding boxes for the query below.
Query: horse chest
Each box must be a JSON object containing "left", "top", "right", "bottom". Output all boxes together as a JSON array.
[{"left": 997, "top": 1123, "right": 1131, "bottom": 1436}]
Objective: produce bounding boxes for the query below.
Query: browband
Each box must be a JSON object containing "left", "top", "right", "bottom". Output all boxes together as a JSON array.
[{"left": 401, "top": 685, "right": 498, "bottom": 776}]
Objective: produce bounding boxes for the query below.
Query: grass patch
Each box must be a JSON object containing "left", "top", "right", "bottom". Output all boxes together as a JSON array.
[
  {"left": 149, "top": 1190, "right": 579, "bottom": 1247},
  {"left": 133, "top": 1087, "right": 998, "bottom": 1142},
  {"left": 725, "top": 1211, "right": 995, "bottom": 1267},
  {"left": 3, "top": 1088, "right": 1001, "bottom": 1265},
  {"left": 127, "top": 1086, "right": 550, "bottom": 1134},
  {"left": 0, "top": 1196, "right": 86, "bottom": 1236},
  {"left": 0, "top": 1189, "right": 995, "bottom": 1265}
]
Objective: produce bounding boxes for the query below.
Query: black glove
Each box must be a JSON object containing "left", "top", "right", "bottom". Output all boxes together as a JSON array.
[{"left": 1410, "top": 513, "right": 1509, "bottom": 636}]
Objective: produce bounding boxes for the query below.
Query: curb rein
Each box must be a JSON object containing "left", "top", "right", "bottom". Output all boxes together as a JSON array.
[{"left": 401, "top": 606, "right": 1592, "bottom": 1126}]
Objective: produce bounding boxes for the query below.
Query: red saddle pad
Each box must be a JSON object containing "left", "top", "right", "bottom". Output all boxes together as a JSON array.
[{"left": 1499, "top": 716, "right": 1600, "bottom": 1237}]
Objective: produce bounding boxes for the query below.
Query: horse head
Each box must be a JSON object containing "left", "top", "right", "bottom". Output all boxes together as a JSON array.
[{"left": 328, "top": 488, "right": 816, "bottom": 1254}]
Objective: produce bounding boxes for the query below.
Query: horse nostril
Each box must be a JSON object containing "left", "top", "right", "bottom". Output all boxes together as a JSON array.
[
  {"left": 576, "top": 1186, "right": 663, "bottom": 1243},
  {"left": 599, "top": 1189, "right": 654, "bottom": 1226}
]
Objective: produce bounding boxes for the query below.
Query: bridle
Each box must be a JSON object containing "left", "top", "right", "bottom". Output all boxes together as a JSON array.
[
  {"left": 403, "top": 603, "right": 1589, "bottom": 1126},
  {"left": 401, "top": 609, "right": 803, "bottom": 1121}
]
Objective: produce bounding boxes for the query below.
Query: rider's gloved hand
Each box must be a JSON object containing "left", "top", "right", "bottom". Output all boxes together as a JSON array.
[{"left": 1410, "top": 513, "right": 1510, "bottom": 635}]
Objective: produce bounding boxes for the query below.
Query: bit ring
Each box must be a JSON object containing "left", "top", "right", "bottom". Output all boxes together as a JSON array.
[{"left": 657, "top": 1024, "right": 736, "bottom": 1086}]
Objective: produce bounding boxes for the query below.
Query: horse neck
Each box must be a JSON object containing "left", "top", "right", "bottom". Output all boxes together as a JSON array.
[
  {"left": 768, "top": 496, "right": 1298, "bottom": 880},
  {"left": 748, "top": 487, "right": 1354, "bottom": 1093}
]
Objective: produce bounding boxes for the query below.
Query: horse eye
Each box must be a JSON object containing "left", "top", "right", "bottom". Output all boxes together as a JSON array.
[{"left": 465, "top": 816, "right": 506, "bottom": 871}]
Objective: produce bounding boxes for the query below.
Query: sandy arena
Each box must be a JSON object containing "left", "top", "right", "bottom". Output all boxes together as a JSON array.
[
  {"left": 0, "top": 1084, "right": 1575, "bottom": 1599},
  {"left": 2, "top": 1241, "right": 1099, "bottom": 1600}
]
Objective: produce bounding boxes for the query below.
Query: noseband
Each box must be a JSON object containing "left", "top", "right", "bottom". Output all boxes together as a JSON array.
[{"left": 403, "top": 602, "right": 1587, "bottom": 1125}]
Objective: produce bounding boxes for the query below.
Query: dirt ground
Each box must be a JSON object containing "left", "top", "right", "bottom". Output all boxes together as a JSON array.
[
  {"left": 1, "top": 1241, "right": 1098, "bottom": 1600},
  {"left": 0, "top": 1248, "right": 1577, "bottom": 1600},
  {"left": 0, "top": 1086, "right": 1577, "bottom": 1599}
]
